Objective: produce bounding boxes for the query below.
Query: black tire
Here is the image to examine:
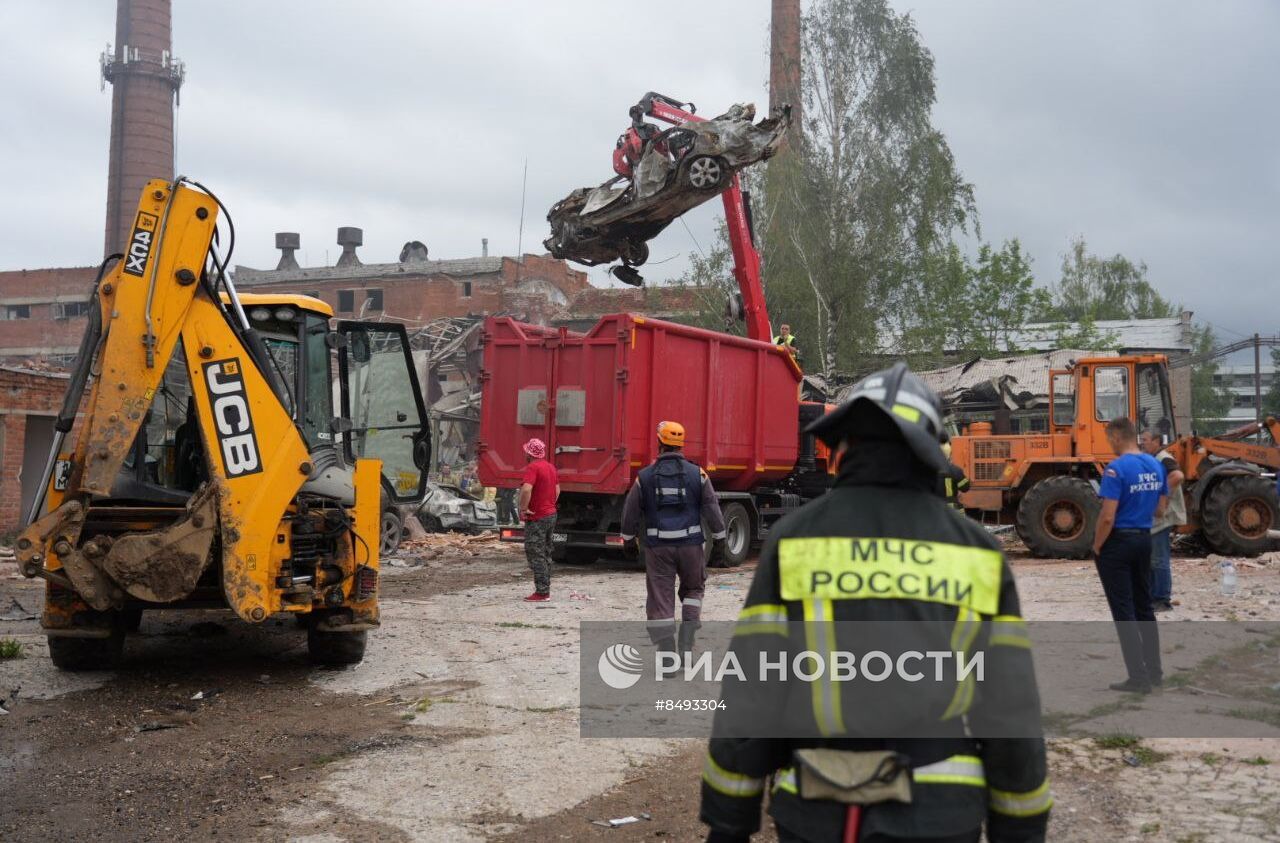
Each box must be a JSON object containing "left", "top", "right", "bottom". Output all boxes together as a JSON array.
[
  {"left": 621, "top": 240, "right": 650, "bottom": 267},
  {"left": 1201, "top": 474, "right": 1279, "bottom": 557},
  {"left": 307, "top": 626, "right": 367, "bottom": 666},
  {"left": 121, "top": 608, "right": 144, "bottom": 633},
  {"left": 715, "top": 502, "right": 752, "bottom": 568},
  {"left": 684, "top": 155, "right": 726, "bottom": 190},
  {"left": 380, "top": 507, "right": 404, "bottom": 556},
  {"left": 48, "top": 615, "right": 125, "bottom": 671},
  {"left": 1016, "top": 476, "right": 1099, "bottom": 559},
  {"left": 553, "top": 547, "right": 598, "bottom": 565}
]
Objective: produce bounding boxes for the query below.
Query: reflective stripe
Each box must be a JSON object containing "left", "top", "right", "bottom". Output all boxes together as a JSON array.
[
  {"left": 735, "top": 603, "right": 789, "bottom": 638},
  {"left": 710, "top": 530, "right": 728, "bottom": 540},
  {"left": 803, "top": 598, "right": 845, "bottom": 736},
  {"left": 620, "top": 533, "right": 636, "bottom": 541},
  {"left": 739, "top": 604, "right": 788, "bottom": 623},
  {"left": 658, "top": 487, "right": 685, "bottom": 496},
  {"left": 914, "top": 754, "right": 986, "bottom": 787},
  {"left": 646, "top": 618, "right": 676, "bottom": 627},
  {"left": 990, "top": 781, "right": 1053, "bottom": 817},
  {"left": 942, "top": 607, "right": 980, "bottom": 720},
  {"left": 774, "top": 756, "right": 985, "bottom": 796},
  {"left": 702, "top": 753, "right": 765, "bottom": 798},
  {"left": 843, "top": 385, "right": 943, "bottom": 431},
  {"left": 778, "top": 537, "right": 1002, "bottom": 615},
  {"left": 682, "top": 598, "right": 702, "bottom": 607},
  {"left": 991, "top": 614, "right": 1031, "bottom": 649},
  {"left": 646, "top": 525, "right": 703, "bottom": 539}
]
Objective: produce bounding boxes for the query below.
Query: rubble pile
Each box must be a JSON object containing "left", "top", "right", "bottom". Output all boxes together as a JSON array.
[{"left": 385, "top": 532, "right": 513, "bottom": 566}]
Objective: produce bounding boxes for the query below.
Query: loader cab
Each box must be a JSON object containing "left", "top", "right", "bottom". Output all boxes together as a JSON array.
[
  {"left": 241, "top": 294, "right": 432, "bottom": 506},
  {"left": 1071, "top": 355, "right": 1176, "bottom": 459},
  {"left": 105, "top": 293, "right": 429, "bottom": 508}
]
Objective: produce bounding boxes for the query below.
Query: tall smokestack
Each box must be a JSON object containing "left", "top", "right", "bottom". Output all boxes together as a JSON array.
[
  {"left": 102, "top": 0, "right": 184, "bottom": 256},
  {"left": 769, "top": 0, "right": 802, "bottom": 137}
]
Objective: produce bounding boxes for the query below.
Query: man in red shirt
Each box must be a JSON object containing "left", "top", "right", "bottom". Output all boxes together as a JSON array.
[{"left": 519, "top": 438, "right": 560, "bottom": 602}]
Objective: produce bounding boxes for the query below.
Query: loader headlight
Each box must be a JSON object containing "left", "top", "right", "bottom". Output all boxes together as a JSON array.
[
  {"left": 249, "top": 307, "right": 272, "bottom": 322},
  {"left": 274, "top": 307, "right": 296, "bottom": 322}
]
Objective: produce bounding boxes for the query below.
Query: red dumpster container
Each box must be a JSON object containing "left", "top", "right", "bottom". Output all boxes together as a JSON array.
[{"left": 477, "top": 314, "right": 803, "bottom": 494}]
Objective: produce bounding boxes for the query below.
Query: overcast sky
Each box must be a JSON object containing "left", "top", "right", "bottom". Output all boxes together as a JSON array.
[{"left": 2, "top": 1, "right": 1277, "bottom": 342}]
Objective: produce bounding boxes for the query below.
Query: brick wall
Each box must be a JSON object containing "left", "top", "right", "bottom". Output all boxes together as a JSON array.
[
  {"left": 0, "top": 266, "right": 99, "bottom": 359},
  {"left": 0, "top": 369, "right": 70, "bottom": 532}
]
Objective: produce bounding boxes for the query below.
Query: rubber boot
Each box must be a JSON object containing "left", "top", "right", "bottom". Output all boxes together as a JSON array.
[{"left": 678, "top": 621, "right": 698, "bottom": 654}]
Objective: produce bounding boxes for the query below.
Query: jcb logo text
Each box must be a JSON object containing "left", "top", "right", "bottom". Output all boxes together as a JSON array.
[{"left": 203, "top": 359, "right": 263, "bottom": 477}]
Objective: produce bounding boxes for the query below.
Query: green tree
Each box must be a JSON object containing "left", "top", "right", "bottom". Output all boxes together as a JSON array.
[
  {"left": 735, "top": 0, "right": 975, "bottom": 377},
  {"left": 1189, "top": 324, "right": 1232, "bottom": 435},
  {"left": 1046, "top": 236, "right": 1176, "bottom": 321},
  {"left": 1267, "top": 347, "right": 1280, "bottom": 417}
]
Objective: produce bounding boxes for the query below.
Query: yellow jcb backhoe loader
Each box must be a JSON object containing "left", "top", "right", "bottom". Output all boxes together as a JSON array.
[{"left": 14, "top": 178, "right": 430, "bottom": 669}]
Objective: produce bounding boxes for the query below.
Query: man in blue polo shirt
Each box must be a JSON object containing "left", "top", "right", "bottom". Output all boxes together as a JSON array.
[{"left": 1092, "top": 416, "right": 1167, "bottom": 693}]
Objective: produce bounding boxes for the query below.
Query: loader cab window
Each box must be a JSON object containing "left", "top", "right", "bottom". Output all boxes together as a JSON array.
[
  {"left": 1137, "top": 362, "right": 1176, "bottom": 440},
  {"left": 337, "top": 322, "right": 430, "bottom": 503},
  {"left": 1094, "top": 366, "right": 1130, "bottom": 422},
  {"left": 301, "top": 314, "right": 335, "bottom": 447},
  {"left": 1050, "top": 372, "right": 1075, "bottom": 427}
]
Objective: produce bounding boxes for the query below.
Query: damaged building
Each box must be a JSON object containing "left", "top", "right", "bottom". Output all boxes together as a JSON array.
[{"left": 915, "top": 315, "right": 1196, "bottom": 434}]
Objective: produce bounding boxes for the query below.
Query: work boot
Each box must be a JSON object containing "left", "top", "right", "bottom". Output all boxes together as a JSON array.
[
  {"left": 654, "top": 635, "right": 678, "bottom": 658},
  {"left": 1108, "top": 678, "right": 1152, "bottom": 694},
  {"left": 523, "top": 592, "right": 551, "bottom": 602},
  {"left": 678, "top": 622, "right": 699, "bottom": 654}
]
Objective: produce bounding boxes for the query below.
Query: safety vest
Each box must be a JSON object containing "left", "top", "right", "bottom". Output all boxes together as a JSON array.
[
  {"left": 637, "top": 453, "right": 704, "bottom": 547},
  {"left": 774, "top": 334, "right": 796, "bottom": 348}
]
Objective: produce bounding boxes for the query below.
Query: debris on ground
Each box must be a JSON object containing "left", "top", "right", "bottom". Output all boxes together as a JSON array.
[
  {"left": 590, "top": 813, "right": 651, "bottom": 828},
  {"left": 0, "top": 597, "right": 37, "bottom": 622},
  {"left": 388, "top": 531, "right": 512, "bottom": 566}
]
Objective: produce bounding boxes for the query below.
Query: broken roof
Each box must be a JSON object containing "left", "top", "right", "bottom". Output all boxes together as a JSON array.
[
  {"left": 234, "top": 256, "right": 506, "bottom": 286},
  {"left": 914, "top": 349, "right": 1118, "bottom": 411},
  {"left": 1006, "top": 317, "right": 1192, "bottom": 352}
]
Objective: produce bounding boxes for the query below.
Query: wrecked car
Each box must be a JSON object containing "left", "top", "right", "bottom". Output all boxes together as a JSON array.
[
  {"left": 543, "top": 102, "right": 789, "bottom": 281},
  {"left": 414, "top": 482, "right": 498, "bottom": 534}
]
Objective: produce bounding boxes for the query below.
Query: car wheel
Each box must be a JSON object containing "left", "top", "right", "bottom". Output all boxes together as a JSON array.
[
  {"left": 685, "top": 156, "right": 726, "bottom": 190},
  {"left": 621, "top": 240, "right": 650, "bottom": 267},
  {"left": 380, "top": 507, "right": 404, "bottom": 556}
]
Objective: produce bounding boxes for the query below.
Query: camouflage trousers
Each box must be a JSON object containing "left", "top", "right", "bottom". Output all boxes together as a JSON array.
[{"left": 525, "top": 514, "right": 557, "bottom": 595}]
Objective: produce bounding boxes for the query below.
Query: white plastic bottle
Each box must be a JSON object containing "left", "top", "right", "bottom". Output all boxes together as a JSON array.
[{"left": 1220, "top": 561, "right": 1238, "bottom": 597}]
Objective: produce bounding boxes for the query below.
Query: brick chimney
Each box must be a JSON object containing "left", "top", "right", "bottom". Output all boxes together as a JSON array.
[
  {"left": 336, "top": 227, "right": 363, "bottom": 268},
  {"left": 769, "top": 0, "right": 802, "bottom": 136},
  {"left": 275, "top": 232, "right": 300, "bottom": 270},
  {"left": 102, "top": 0, "right": 184, "bottom": 257}
]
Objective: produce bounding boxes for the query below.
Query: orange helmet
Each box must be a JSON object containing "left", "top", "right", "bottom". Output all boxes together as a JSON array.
[{"left": 657, "top": 420, "right": 686, "bottom": 448}]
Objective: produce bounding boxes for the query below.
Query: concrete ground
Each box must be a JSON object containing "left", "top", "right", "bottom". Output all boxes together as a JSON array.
[{"left": 3, "top": 539, "right": 1280, "bottom": 841}]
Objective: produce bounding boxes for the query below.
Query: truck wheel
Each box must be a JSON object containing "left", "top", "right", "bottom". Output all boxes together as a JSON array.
[
  {"left": 712, "top": 502, "right": 752, "bottom": 568},
  {"left": 1201, "top": 474, "right": 1279, "bottom": 557},
  {"left": 48, "top": 615, "right": 126, "bottom": 671},
  {"left": 380, "top": 507, "right": 404, "bottom": 556},
  {"left": 307, "top": 626, "right": 367, "bottom": 666},
  {"left": 553, "top": 547, "right": 597, "bottom": 565},
  {"left": 1016, "top": 476, "right": 1099, "bottom": 559}
]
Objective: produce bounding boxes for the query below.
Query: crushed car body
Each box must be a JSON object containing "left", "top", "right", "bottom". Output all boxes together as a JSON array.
[{"left": 543, "top": 101, "right": 790, "bottom": 277}]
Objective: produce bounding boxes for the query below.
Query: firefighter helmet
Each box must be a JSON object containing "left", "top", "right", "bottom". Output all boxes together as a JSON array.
[{"left": 805, "top": 362, "right": 948, "bottom": 473}]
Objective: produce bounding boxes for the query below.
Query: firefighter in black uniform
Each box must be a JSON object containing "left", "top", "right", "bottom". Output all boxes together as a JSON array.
[
  {"left": 939, "top": 439, "right": 971, "bottom": 513},
  {"left": 699, "top": 363, "right": 1050, "bottom": 843}
]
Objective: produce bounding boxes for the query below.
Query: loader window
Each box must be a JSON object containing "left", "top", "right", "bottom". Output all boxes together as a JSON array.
[
  {"left": 300, "top": 315, "right": 335, "bottom": 447},
  {"left": 1050, "top": 372, "right": 1075, "bottom": 427},
  {"left": 1094, "top": 366, "right": 1130, "bottom": 422},
  {"left": 1137, "top": 363, "right": 1175, "bottom": 440},
  {"left": 338, "top": 322, "right": 430, "bottom": 504}
]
